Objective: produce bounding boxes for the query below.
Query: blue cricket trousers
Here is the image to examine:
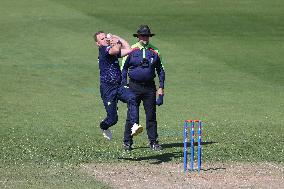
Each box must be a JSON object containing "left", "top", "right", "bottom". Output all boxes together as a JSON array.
[{"left": 100, "top": 82, "right": 138, "bottom": 130}]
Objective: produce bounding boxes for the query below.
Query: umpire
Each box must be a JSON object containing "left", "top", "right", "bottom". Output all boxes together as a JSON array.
[{"left": 121, "top": 25, "right": 165, "bottom": 151}]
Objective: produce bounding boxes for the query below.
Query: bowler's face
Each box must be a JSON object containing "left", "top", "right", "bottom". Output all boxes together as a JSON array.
[{"left": 96, "top": 33, "right": 109, "bottom": 47}]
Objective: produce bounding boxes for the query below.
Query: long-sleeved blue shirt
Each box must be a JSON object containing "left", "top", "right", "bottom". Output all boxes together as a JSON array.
[
  {"left": 98, "top": 45, "right": 121, "bottom": 84},
  {"left": 121, "top": 42, "right": 165, "bottom": 88}
]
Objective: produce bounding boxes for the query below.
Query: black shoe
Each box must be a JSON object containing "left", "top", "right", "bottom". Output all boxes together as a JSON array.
[
  {"left": 149, "top": 142, "right": 163, "bottom": 151},
  {"left": 123, "top": 143, "right": 133, "bottom": 151}
]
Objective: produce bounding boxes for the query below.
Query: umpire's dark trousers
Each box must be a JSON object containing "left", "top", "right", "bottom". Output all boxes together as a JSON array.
[
  {"left": 124, "top": 79, "right": 158, "bottom": 145},
  {"left": 100, "top": 82, "right": 138, "bottom": 130}
]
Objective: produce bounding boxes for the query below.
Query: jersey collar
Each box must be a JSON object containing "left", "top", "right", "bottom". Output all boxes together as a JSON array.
[{"left": 133, "top": 42, "right": 151, "bottom": 50}]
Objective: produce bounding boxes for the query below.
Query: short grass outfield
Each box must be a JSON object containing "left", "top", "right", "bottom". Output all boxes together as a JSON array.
[{"left": 0, "top": 0, "right": 283, "bottom": 188}]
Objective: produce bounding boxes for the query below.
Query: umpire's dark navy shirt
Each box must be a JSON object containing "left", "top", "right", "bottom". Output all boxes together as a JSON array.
[
  {"left": 121, "top": 42, "right": 165, "bottom": 88},
  {"left": 98, "top": 45, "right": 121, "bottom": 84}
]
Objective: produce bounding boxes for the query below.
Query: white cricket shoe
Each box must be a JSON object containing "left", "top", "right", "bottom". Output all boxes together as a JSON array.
[
  {"left": 131, "top": 123, "right": 143, "bottom": 136},
  {"left": 101, "top": 129, "right": 112, "bottom": 140}
]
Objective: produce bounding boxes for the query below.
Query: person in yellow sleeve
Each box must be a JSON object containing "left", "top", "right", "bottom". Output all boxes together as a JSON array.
[{"left": 121, "top": 25, "right": 165, "bottom": 151}]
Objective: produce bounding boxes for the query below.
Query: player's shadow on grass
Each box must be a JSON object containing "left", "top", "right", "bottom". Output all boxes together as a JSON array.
[
  {"left": 118, "top": 141, "right": 216, "bottom": 164},
  {"left": 134, "top": 141, "right": 216, "bottom": 150},
  {"left": 162, "top": 141, "right": 217, "bottom": 149},
  {"left": 118, "top": 152, "right": 181, "bottom": 164}
]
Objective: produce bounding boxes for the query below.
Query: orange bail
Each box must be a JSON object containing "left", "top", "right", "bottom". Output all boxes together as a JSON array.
[{"left": 184, "top": 120, "right": 200, "bottom": 123}]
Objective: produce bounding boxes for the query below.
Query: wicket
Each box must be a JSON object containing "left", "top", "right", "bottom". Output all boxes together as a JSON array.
[{"left": 183, "top": 120, "right": 202, "bottom": 172}]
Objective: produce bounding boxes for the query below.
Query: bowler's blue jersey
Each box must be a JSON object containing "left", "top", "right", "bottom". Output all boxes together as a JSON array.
[{"left": 98, "top": 45, "right": 121, "bottom": 84}]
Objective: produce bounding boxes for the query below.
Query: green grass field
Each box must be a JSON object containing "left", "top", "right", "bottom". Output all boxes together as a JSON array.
[{"left": 1, "top": 0, "right": 283, "bottom": 188}]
